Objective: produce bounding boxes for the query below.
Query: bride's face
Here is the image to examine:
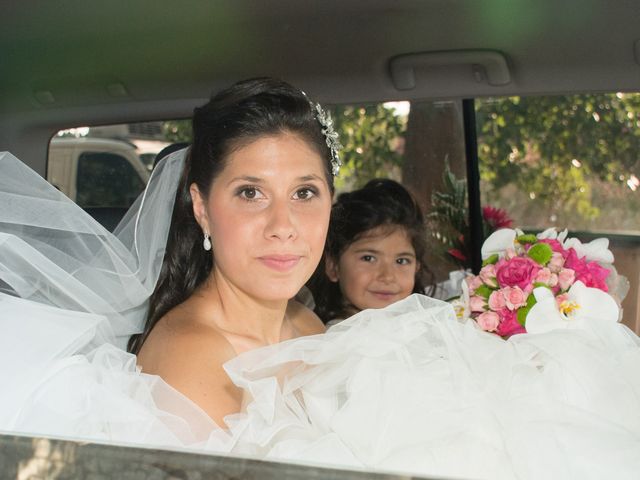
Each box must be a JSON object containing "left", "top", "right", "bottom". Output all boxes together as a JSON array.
[{"left": 193, "top": 132, "right": 332, "bottom": 302}]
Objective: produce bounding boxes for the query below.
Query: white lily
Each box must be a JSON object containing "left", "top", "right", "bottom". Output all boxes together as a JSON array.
[
  {"left": 451, "top": 278, "right": 471, "bottom": 321},
  {"left": 562, "top": 236, "right": 614, "bottom": 264},
  {"left": 481, "top": 228, "right": 517, "bottom": 260},
  {"left": 525, "top": 281, "right": 619, "bottom": 334},
  {"left": 536, "top": 227, "right": 568, "bottom": 243}
]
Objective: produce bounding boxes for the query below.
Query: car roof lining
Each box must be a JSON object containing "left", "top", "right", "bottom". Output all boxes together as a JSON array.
[{"left": 2, "top": 0, "right": 640, "bottom": 172}]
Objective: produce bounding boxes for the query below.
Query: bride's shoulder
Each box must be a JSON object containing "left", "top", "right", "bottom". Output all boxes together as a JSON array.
[
  {"left": 287, "top": 299, "right": 326, "bottom": 336},
  {"left": 137, "top": 307, "right": 241, "bottom": 425}
]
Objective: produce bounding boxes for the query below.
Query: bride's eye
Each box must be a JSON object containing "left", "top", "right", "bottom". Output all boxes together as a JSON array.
[
  {"left": 236, "top": 186, "right": 264, "bottom": 201},
  {"left": 292, "top": 187, "right": 318, "bottom": 201}
]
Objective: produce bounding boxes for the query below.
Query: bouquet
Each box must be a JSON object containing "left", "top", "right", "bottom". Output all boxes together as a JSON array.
[{"left": 456, "top": 227, "right": 627, "bottom": 337}]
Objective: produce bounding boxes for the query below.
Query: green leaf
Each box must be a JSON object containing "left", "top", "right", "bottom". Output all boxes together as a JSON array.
[
  {"left": 482, "top": 254, "right": 499, "bottom": 266},
  {"left": 516, "top": 307, "right": 529, "bottom": 326},
  {"left": 516, "top": 294, "right": 537, "bottom": 326},
  {"left": 474, "top": 284, "right": 493, "bottom": 299},
  {"left": 516, "top": 234, "right": 538, "bottom": 244},
  {"left": 527, "top": 243, "right": 553, "bottom": 265}
]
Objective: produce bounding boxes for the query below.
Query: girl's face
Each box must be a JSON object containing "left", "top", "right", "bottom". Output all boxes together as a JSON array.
[
  {"left": 325, "top": 226, "right": 419, "bottom": 312},
  {"left": 192, "top": 132, "right": 332, "bottom": 302}
]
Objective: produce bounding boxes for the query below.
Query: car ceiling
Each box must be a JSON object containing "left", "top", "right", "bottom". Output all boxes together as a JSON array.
[{"left": 1, "top": 0, "right": 640, "bottom": 171}]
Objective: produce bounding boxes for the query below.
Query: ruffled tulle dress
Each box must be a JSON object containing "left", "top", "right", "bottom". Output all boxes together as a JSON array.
[{"left": 1, "top": 151, "right": 640, "bottom": 480}]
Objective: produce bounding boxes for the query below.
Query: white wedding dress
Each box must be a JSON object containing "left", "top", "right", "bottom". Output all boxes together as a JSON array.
[{"left": 1, "top": 151, "right": 640, "bottom": 480}]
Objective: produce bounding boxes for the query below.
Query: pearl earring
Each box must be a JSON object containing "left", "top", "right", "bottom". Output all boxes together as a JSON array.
[{"left": 203, "top": 232, "right": 212, "bottom": 251}]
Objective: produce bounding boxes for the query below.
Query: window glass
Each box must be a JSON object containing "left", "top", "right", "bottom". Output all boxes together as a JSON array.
[
  {"left": 75, "top": 152, "right": 144, "bottom": 208},
  {"left": 476, "top": 93, "right": 640, "bottom": 234}
]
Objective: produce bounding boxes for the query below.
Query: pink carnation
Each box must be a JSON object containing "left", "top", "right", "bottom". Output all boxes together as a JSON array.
[
  {"left": 563, "top": 248, "right": 610, "bottom": 291},
  {"left": 476, "top": 311, "right": 500, "bottom": 332},
  {"left": 538, "top": 238, "right": 565, "bottom": 254},
  {"left": 495, "top": 309, "right": 526, "bottom": 337},
  {"left": 495, "top": 256, "right": 541, "bottom": 291}
]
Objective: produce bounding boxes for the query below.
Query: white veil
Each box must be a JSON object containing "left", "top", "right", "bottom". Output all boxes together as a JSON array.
[{"left": 0, "top": 148, "right": 186, "bottom": 348}]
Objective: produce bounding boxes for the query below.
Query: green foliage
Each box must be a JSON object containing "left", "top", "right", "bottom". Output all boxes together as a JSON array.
[
  {"left": 331, "top": 104, "right": 406, "bottom": 189},
  {"left": 427, "top": 163, "right": 470, "bottom": 267},
  {"left": 527, "top": 243, "right": 553, "bottom": 265},
  {"left": 476, "top": 93, "right": 640, "bottom": 225}
]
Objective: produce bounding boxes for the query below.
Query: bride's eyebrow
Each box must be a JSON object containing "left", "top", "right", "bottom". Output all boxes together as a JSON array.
[
  {"left": 226, "top": 176, "right": 264, "bottom": 186},
  {"left": 298, "top": 174, "right": 324, "bottom": 182}
]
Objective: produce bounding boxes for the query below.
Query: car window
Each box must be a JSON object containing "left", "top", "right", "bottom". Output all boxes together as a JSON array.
[
  {"left": 476, "top": 93, "right": 640, "bottom": 235},
  {"left": 76, "top": 151, "right": 145, "bottom": 208}
]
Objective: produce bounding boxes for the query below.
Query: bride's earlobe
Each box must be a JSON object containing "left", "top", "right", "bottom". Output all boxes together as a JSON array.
[{"left": 189, "top": 183, "right": 208, "bottom": 230}]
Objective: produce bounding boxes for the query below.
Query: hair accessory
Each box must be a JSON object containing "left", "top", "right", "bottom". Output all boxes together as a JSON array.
[
  {"left": 313, "top": 103, "right": 343, "bottom": 176},
  {"left": 203, "top": 232, "right": 212, "bottom": 251}
]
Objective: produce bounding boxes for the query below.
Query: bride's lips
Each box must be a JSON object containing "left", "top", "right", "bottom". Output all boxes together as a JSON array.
[{"left": 258, "top": 254, "right": 302, "bottom": 272}]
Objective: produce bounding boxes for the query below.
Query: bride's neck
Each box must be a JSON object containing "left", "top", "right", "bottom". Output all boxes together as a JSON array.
[{"left": 195, "top": 272, "right": 289, "bottom": 346}]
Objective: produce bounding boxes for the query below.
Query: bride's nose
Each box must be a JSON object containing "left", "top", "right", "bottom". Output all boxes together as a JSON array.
[{"left": 264, "top": 199, "right": 297, "bottom": 241}]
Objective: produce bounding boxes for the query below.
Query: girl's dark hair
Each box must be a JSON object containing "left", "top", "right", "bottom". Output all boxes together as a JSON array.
[
  {"left": 309, "top": 178, "right": 433, "bottom": 323},
  {"left": 128, "top": 77, "right": 335, "bottom": 354}
]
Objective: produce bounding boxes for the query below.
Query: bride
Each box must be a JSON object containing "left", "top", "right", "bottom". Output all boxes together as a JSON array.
[{"left": 1, "top": 77, "right": 640, "bottom": 480}]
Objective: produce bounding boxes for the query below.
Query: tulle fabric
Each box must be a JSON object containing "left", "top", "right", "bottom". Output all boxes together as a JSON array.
[{"left": 1, "top": 151, "right": 640, "bottom": 479}]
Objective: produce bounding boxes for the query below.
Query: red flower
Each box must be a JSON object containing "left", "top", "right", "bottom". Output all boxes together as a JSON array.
[
  {"left": 482, "top": 206, "right": 513, "bottom": 229},
  {"left": 563, "top": 248, "right": 610, "bottom": 291},
  {"left": 495, "top": 308, "right": 526, "bottom": 337},
  {"left": 448, "top": 248, "right": 467, "bottom": 262}
]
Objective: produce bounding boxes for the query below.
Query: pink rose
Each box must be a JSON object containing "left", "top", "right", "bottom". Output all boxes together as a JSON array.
[
  {"left": 534, "top": 268, "right": 558, "bottom": 287},
  {"left": 535, "top": 267, "right": 552, "bottom": 285},
  {"left": 495, "top": 256, "right": 541, "bottom": 290},
  {"left": 548, "top": 252, "right": 565, "bottom": 273},
  {"left": 479, "top": 264, "right": 498, "bottom": 288},
  {"left": 465, "top": 275, "right": 484, "bottom": 294},
  {"left": 502, "top": 286, "right": 526, "bottom": 310},
  {"left": 495, "top": 309, "right": 526, "bottom": 337},
  {"left": 469, "top": 295, "right": 487, "bottom": 312},
  {"left": 476, "top": 311, "right": 500, "bottom": 332},
  {"left": 488, "top": 289, "right": 506, "bottom": 310},
  {"left": 563, "top": 248, "right": 609, "bottom": 291},
  {"left": 557, "top": 268, "right": 575, "bottom": 290}
]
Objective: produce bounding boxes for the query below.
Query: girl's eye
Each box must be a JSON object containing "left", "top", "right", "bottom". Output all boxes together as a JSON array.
[
  {"left": 293, "top": 187, "right": 317, "bottom": 200},
  {"left": 361, "top": 255, "right": 375, "bottom": 262},
  {"left": 397, "top": 257, "right": 412, "bottom": 266},
  {"left": 237, "top": 187, "right": 263, "bottom": 200}
]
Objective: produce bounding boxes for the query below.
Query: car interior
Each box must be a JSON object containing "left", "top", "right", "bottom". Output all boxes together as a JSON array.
[{"left": 2, "top": 0, "right": 640, "bottom": 476}]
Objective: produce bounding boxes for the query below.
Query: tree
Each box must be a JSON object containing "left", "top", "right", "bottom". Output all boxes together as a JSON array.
[
  {"left": 476, "top": 94, "right": 640, "bottom": 227},
  {"left": 330, "top": 104, "right": 406, "bottom": 190}
]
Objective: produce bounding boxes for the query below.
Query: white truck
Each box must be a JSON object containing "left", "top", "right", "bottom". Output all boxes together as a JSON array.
[{"left": 47, "top": 137, "right": 151, "bottom": 229}]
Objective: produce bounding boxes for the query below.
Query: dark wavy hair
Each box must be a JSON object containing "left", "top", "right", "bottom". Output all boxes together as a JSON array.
[
  {"left": 309, "top": 178, "right": 433, "bottom": 323},
  {"left": 128, "top": 77, "right": 335, "bottom": 354}
]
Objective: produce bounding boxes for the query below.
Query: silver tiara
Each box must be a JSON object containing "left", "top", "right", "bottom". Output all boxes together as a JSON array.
[{"left": 313, "top": 102, "right": 343, "bottom": 176}]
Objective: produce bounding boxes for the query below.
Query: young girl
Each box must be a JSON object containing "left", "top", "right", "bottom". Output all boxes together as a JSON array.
[{"left": 311, "top": 178, "right": 432, "bottom": 325}]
